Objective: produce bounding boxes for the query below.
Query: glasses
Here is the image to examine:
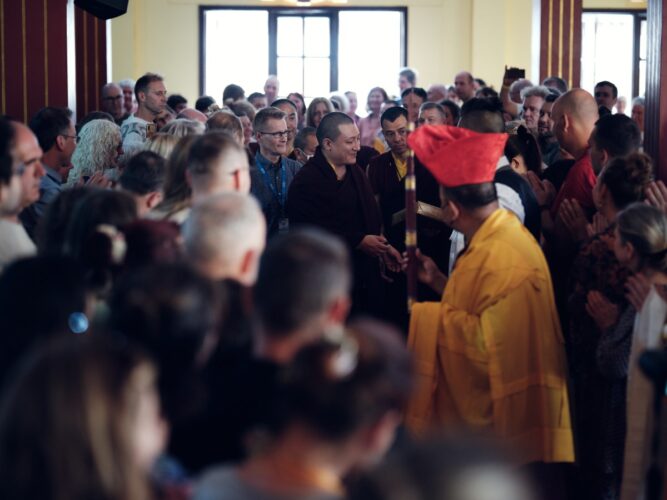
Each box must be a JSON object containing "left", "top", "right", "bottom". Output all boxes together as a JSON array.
[
  {"left": 61, "top": 134, "right": 79, "bottom": 143},
  {"left": 259, "top": 130, "right": 289, "bottom": 139},
  {"left": 103, "top": 95, "right": 123, "bottom": 101}
]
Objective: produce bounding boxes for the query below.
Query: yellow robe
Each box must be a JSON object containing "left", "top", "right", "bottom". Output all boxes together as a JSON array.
[{"left": 406, "top": 209, "right": 574, "bottom": 464}]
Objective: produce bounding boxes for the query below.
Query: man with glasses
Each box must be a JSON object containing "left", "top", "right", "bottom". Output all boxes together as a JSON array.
[
  {"left": 20, "top": 107, "right": 76, "bottom": 236},
  {"left": 250, "top": 107, "right": 302, "bottom": 238},
  {"left": 100, "top": 83, "right": 127, "bottom": 124},
  {"left": 120, "top": 72, "right": 167, "bottom": 159}
]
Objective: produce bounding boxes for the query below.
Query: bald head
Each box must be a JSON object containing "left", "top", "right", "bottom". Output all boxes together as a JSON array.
[
  {"left": 182, "top": 192, "right": 266, "bottom": 283},
  {"left": 552, "top": 89, "right": 599, "bottom": 158},
  {"left": 454, "top": 71, "right": 475, "bottom": 102},
  {"left": 427, "top": 84, "right": 447, "bottom": 102},
  {"left": 11, "top": 122, "right": 44, "bottom": 209},
  {"left": 177, "top": 108, "right": 207, "bottom": 124}
]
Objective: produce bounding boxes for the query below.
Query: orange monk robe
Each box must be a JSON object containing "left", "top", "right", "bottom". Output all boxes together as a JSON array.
[{"left": 405, "top": 208, "right": 575, "bottom": 465}]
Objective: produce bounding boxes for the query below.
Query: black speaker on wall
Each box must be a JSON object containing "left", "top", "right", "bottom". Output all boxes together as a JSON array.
[{"left": 74, "top": 0, "right": 128, "bottom": 20}]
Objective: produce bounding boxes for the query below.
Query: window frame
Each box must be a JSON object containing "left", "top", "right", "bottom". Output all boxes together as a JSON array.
[
  {"left": 199, "top": 5, "right": 408, "bottom": 98},
  {"left": 581, "top": 8, "right": 647, "bottom": 99}
]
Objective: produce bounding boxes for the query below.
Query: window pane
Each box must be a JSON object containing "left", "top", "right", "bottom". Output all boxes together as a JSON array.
[
  {"left": 639, "top": 60, "right": 646, "bottom": 98},
  {"left": 639, "top": 19, "right": 647, "bottom": 59},
  {"left": 338, "top": 11, "right": 403, "bottom": 116},
  {"left": 581, "top": 13, "right": 634, "bottom": 104},
  {"left": 204, "top": 10, "right": 268, "bottom": 100},
  {"left": 304, "top": 58, "right": 330, "bottom": 99},
  {"left": 304, "top": 17, "right": 329, "bottom": 57},
  {"left": 278, "top": 17, "right": 303, "bottom": 57},
  {"left": 278, "top": 57, "right": 304, "bottom": 96}
]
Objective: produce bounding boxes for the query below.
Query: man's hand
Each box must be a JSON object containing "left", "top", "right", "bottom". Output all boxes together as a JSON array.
[
  {"left": 645, "top": 180, "right": 667, "bottom": 214},
  {"left": 383, "top": 245, "right": 403, "bottom": 273},
  {"left": 626, "top": 273, "right": 652, "bottom": 311},
  {"left": 585, "top": 290, "right": 619, "bottom": 331},
  {"left": 403, "top": 249, "right": 447, "bottom": 295},
  {"left": 358, "top": 234, "right": 389, "bottom": 258},
  {"left": 558, "top": 199, "right": 588, "bottom": 243},
  {"left": 526, "top": 171, "right": 556, "bottom": 209}
]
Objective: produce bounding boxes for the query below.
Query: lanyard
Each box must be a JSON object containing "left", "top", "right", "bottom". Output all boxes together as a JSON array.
[{"left": 256, "top": 156, "right": 287, "bottom": 208}]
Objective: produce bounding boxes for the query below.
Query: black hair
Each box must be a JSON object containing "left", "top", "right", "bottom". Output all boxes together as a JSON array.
[
  {"left": 439, "top": 99, "right": 461, "bottom": 123},
  {"left": 599, "top": 153, "right": 653, "bottom": 209},
  {"left": 134, "top": 72, "right": 163, "bottom": 102},
  {"left": 316, "top": 111, "right": 354, "bottom": 144},
  {"left": 0, "top": 117, "right": 14, "bottom": 184},
  {"left": 474, "top": 77, "right": 487, "bottom": 87},
  {"left": 36, "top": 187, "right": 92, "bottom": 256},
  {"left": 166, "top": 94, "right": 187, "bottom": 110},
  {"left": 195, "top": 95, "right": 216, "bottom": 113},
  {"left": 504, "top": 125, "right": 543, "bottom": 175},
  {"left": 443, "top": 182, "right": 498, "bottom": 210},
  {"left": 108, "top": 263, "right": 222, "bottom": 422},
  {"left": 294, "top": 126, "right": 317, "bottom": 151},
  {"left": 222, "top": 84, "right": 245, "bottom": 103},
  {"left": 76, "top": 111, "right": 114, "bottom": 134},
  {"left": 542, "top": 76, "right": 568, "bottom": 94},
  {"left": 0, "top": 256, "right": 89, "bottom": 387},
  {"left": 273, "top": 318, "right": 413, "bottom": 440},
  {"left": 401, "top": 87, "right": 427, "bottom": 102},
  {"left": 381, "top": 106, "right": 408, "bottom": 127},
  {"left": 28, "top": 107, "right": 73, "bottom": 152},
  {"left": 254, "top": 229, "right": 350, "bottom": 336},
  {"left": 595, "top": 80, "right": 619, "bottom": 99},
  {"left": 592, "top": 114, "right": 641, "bottom": 159},
  {"left": 270, "top": 98, "right": 297, "bottom": 111},
  {"left": 459, "top": 97, "right": 504, "bottom": 133},
  {"left": 119, "top": 151, "right": 166, "bottom": 195}
]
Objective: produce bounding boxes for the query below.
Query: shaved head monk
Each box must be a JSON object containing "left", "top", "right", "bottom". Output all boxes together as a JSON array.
[{"left": 549, "top": 89, "right": 599, "bottom": 217}]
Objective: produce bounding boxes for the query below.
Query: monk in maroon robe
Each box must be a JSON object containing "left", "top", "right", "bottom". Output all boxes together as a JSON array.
[{"left": 287, "top": 112, "right": 402, "bottom": 318}]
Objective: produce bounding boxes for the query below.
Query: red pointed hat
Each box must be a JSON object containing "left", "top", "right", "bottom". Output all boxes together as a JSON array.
[{"left": 407, "top": 125, "right": 508, "bottom": 187}]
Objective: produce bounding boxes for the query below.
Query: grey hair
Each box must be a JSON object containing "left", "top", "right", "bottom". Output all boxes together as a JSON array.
[
  {"left": 182, "top": 192, "right": 264, "bottom": 269},
  {"left": 118, "top": 79, "right": 135, "bottom": 89},
  {"left": 521, "top": 85, "right": 551, "bottom": 100},
  {"left": 520, "top": 85, "right": 552, "bottom": 101},
  {"left": 68, "top": 119, "right": 121, "bottom": 186},
  {"left": 632, "top": 96, "right": 645, "bottom": 107}
]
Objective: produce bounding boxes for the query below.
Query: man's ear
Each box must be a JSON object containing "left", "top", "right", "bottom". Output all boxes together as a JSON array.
[
  {"left": 55, "top": 134, "right": 67, "bottom": 152},
  {"left": 446, "top": 199, "right": 461, "bottom": 222},
  {"left": 600, "top": 149, "right": 610, "bottom": 169},
  {"left": 322, "top": 138, "right": 333, "bottom": 152},
  {"left": 137, "top": 91, "right": 145, "bottom": 104},
  {"left": 146, "top": 191, "right": 163, "bottom": 210}
]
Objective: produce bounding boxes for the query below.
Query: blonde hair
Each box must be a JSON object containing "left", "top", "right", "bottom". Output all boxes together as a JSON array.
[
  {"left": 69, "top": 120, "right": 121, "bottom": 185},
  {"left": 146, "top": 133, "right": 179, "bottom": 160},
  {"left": 617, "top": 203, "right": 667, "bottom": 273}
]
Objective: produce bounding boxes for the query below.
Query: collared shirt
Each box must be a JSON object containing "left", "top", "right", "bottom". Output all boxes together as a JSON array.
[
  {"left": 19, "top": 163, "right": 62, "bottom": 237},
  {"left": 250, "top": 151, "right": 302, "bottom": 237}
]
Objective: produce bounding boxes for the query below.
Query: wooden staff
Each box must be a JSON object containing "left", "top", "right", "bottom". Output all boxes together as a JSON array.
[{"left": 405, "top": 124, "right": 418, "bottom": 312}]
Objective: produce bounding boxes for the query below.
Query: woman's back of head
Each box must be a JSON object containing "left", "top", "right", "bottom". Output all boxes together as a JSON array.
[
  {"left": 617, "top": 202, "right": 667, "bottom": 273},
  {"left": 274, "top": 318, "right": 413, "bottom": 442},
  {"left": 599, "top": 153, "right": 653, "bottom": 210},
  {"left": 0, "top": 336, "right": 159, "bottom": 500},
  {"left": 0, "top": 255, "right": 89, "bottom": 388}
]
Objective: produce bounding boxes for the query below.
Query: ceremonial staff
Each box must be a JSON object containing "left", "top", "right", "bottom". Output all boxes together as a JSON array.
[{"left": 405, "top": 123, "right": 417, "bottom": 312}]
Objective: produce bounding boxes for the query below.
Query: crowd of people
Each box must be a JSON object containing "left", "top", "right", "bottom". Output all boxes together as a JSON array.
[{"left": 0, "top": 64, "right": 663, "bottom": 500}]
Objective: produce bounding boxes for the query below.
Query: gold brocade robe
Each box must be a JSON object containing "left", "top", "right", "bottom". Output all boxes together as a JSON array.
[{"left": 406, "top": 209, "right": 575, "bottom": 464}]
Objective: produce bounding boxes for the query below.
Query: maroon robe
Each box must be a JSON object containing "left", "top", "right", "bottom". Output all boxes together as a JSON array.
[{"left": 287, "top": 146, "right": 385, "bottom": 317}]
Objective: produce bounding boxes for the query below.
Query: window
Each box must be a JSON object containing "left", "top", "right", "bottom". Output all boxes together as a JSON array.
[
  {"left": 201, "top": 7, "right": 406, "bottom": 108},
  {"left": 581, "top": 10, "right": 647, "bottom": 109}
]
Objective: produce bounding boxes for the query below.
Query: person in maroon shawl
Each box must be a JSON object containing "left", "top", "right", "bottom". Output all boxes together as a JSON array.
[
  {"left": 287, "top": 112, "right": 402, "bottom": 318},
  {"left": 367, "top": 107, "right": 450, "bottom": 327}
]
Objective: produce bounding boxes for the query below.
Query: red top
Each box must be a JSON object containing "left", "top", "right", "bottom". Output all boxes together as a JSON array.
[{"left": 550, "top": 151, "right": 596, "bottom": 218}]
